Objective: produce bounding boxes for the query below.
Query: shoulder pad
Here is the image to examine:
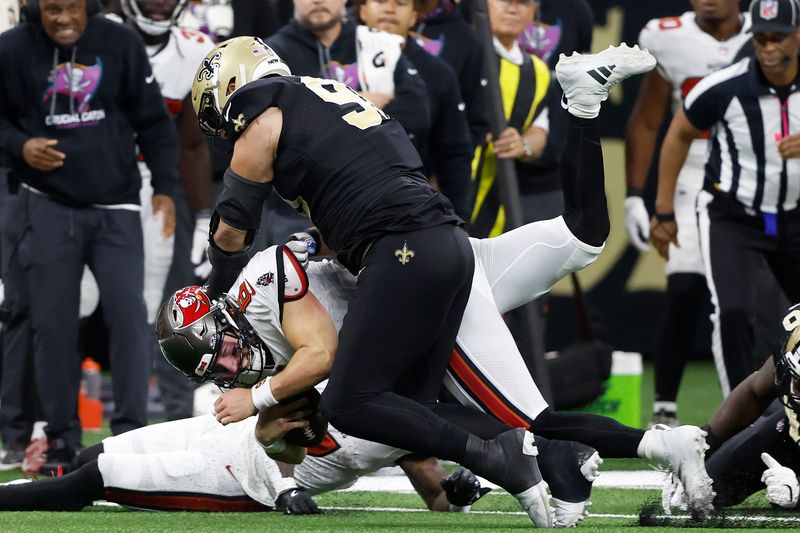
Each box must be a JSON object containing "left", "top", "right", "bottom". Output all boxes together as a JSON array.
[{"left": 281, "top": 246, "right": 309, "bottom": 301}]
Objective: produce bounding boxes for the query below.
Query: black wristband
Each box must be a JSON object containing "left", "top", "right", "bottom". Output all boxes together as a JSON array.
[
  {"left": 655, "top": 212, "right": 676, "bottom": 222},
  {"left": 626, "top": 186, "right": 644, "bottom": 198}
]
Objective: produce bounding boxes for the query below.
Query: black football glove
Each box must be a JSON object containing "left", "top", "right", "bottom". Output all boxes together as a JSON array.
[
  {"left": 441, "top": 467, "right": 492, "bottom": 507},
  {"left": 276, "top": 487, "right": 323, "bottom": 515}
]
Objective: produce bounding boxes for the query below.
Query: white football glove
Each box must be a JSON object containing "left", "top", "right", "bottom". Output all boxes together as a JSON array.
[
  {"left": 191, "top": 213, "right": 212, "bottom": 283},
  {"left": 761, "top": 452, "right": 799, "bottom": 509},
  {"left": 624, "top": 195, "right": 651, "bottom": 252},
  {"left": 285, "top": 232, "right": 318, "bottom": 271}
]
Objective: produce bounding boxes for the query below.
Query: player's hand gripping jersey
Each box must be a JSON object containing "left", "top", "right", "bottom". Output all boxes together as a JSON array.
[{"left": 223, "top": 76, "right": 460, "bottom": 273}]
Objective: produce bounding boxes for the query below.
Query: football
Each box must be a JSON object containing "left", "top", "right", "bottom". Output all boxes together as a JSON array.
[{"left": 281, "top": 388, "right": 329, "bottom": 447}]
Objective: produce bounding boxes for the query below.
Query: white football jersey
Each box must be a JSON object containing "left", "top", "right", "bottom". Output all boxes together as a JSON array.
[
  {"left": 638, "top": 11, "right": 751, "bottom": 173},
  {"left": 148, "top": 26, "right": 214, "bottom": 117},
  {"left": 295, "top": 425, "right": 409, "bottom": 495},
  {"left": 229, "top": 246, "right": 310, "bottom": 371}
]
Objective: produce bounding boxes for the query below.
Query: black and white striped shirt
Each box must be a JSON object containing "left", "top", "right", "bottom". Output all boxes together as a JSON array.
[{"left": 684, "top": 56, "right": 800, "bottom": 214}]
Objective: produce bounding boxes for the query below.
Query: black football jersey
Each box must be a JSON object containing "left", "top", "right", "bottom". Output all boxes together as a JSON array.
[{"left": 223, "top": 76, "right": 461, "bottom": 273}]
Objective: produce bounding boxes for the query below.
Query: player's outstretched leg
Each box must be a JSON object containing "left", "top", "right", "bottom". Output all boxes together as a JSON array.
[
  {"left": 0, "top": 460, "right": 104, "bottom": 510},
  {"left": 638, "top": 425, "right": 714, "bottom": 518},
  {"left": 537, "top": 438, "right": 602, "bottom": 528},
  {"left": 464, "top": 428, "right": 553, "bottom": 527},
  {"left": 555, "top": 43, "right": 656, "bottom": 248}
]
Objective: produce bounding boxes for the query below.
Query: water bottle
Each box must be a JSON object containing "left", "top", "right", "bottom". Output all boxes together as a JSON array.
[{"left": 79, "top": 358, "right": 103, "bottom": 431}]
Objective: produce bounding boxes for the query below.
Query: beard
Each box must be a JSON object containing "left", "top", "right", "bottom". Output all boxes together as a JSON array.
[{"left": 297, "top": 9, "right": 343, "bottom": 33}]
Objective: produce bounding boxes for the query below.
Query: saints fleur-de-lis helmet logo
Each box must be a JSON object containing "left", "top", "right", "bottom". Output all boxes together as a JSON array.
[{"left": 191, "top": 37, "right": 292, "bottom": 137}]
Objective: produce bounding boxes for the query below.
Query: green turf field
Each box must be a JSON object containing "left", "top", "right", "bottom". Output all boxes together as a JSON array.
[{"left": 1, "top": 362, "right": 793, "bottom": 531}]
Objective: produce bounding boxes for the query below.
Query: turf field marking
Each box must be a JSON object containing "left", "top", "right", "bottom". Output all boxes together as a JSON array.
[
  {"left": 343, "top": 471, "right": 665, "bottom": 492},
  {"left": 322, "top": 506, "right": 800, "bottom": 523}
]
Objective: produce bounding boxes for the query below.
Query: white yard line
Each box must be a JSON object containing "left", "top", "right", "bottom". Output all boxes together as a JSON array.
[
  {"left": 322, "top": 505, "right": 800, "bottom": 523},
  {"left": 341, "top": 470, "right": 666, "bottom": 492}
]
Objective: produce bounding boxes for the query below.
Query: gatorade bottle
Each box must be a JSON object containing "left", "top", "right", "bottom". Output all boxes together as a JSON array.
[{"left": 78, "top": 358, "right": 103, "bottom": 431}]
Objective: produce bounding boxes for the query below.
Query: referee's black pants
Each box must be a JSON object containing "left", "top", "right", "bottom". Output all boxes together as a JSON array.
[
  {"left": 321, "top": 223, "right": 482, "bottom": 463},
  {"left": 698, "top": 190, "right": 800, "bottom": 395}
]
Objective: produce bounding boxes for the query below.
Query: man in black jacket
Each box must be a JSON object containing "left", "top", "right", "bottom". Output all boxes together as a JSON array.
[
  {"left": 0, "top": 0, "right": 179, "bottom": 472},
  {"left": 357, "top": 0, "right": 472, "bottom": 220}
]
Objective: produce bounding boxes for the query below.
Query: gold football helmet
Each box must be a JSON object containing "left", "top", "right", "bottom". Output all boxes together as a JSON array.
[{"left": 192, "top": 36, "right": 291, "bottom": 136}]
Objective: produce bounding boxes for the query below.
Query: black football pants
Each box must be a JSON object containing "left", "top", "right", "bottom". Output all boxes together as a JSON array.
[{"left": 321, "top": 223, "right": 479, "bottom": 463}]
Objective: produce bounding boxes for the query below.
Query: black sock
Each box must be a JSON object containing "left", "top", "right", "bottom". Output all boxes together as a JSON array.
[
  {"left": 533, "top": 407, "right": 643, "bottom": 458},
  {"left": 75, "top": 443, "right": 104, "bottom": 469},
  {"left": 432, "top": 402, "right": 513, "bottom": 439},
  {"left": 654, "top": 273, "right": 709, "bottom": 404},
  {"left": 0, "top": 460, "right": 104, "bottom": 511},
  {"left": 561, "top": 114, "right": 608, "bottom": 247}
]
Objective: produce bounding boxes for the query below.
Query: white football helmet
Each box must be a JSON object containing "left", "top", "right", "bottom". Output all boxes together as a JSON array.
[{"left": 121, "top": 0, "right": 188, "bottom": 36}]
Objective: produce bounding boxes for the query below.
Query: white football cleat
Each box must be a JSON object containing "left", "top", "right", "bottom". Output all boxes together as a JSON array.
[
  {"left": 661, "top": 472, "right": 688, "bottom": 515},
  {"left": 553, "top": 498, "right": 590, "bottom": 528},
  {"left": 639, "top": 425, "right": 714, "bottom": 519},
  {"left": 556, "top": 43, "right": 656, "bottom": 119},
  {"left": 514, "top": 479, "right": 553, "bottom": 529}
]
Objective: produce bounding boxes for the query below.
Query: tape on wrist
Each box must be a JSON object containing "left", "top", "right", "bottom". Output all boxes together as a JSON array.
[
  {"left": 258, "top": 437, "right": 286, "bottom": 454},
  {"left": 252, "top": 376, "right": 278, "bottom": 410},
  {"left": 274, "top": 476, "right": 298, "bottom": 496},
  {"left": 654, "top": 212, "right": 675, "bottom": 223}
]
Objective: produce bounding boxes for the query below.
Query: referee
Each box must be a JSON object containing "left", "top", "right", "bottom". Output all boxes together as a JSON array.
[{"left": 652, "top": 0, "right": 800, "bottom": 396}]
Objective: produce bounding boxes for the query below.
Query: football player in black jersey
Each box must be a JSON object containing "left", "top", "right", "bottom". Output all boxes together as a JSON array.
[
  {"left": 190, "top": 35, "right": 657, "bottom": 526},
  {"left": 663, "top": 303, "right": 800, "bottom": 512}
]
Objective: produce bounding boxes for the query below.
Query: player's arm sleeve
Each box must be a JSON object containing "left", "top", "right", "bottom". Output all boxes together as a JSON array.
[
  {"left": 385, "top": 55, "right": 430, "bottom": 149},
  {"left": 428, "top": 69, "right": 472, "bottom": 220},
  {"left": 121, "top": 32, "right": 180, "bottom": 198}
]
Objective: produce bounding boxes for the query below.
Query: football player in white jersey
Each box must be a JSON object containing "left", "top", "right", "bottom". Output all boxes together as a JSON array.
[
  {"left": 624, "top": 0, "right": 751, "bottom": 425},
  {"left": 0, "top": 395, "right": 491, "bottom": 514}
]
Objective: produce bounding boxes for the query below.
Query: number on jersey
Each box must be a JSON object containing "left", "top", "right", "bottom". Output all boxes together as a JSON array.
[{"left": 300, "top": 76, "right": 388, "bottom": 130}]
